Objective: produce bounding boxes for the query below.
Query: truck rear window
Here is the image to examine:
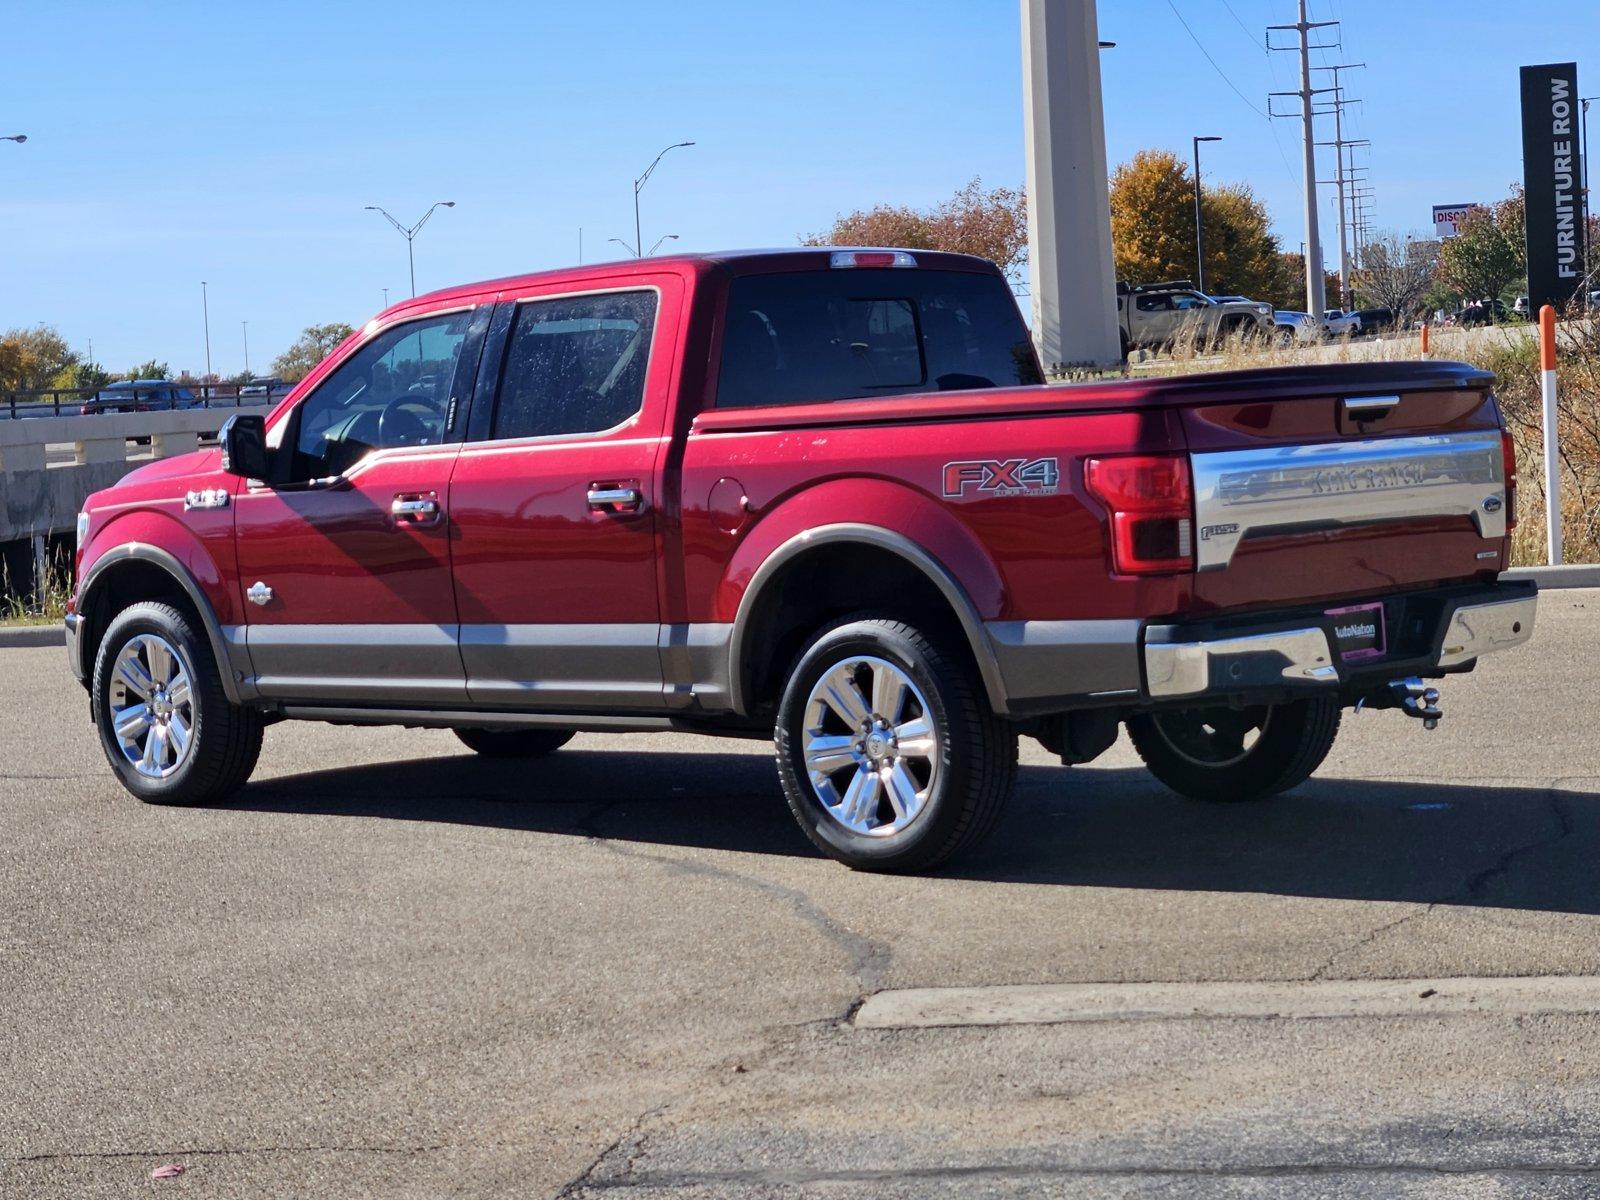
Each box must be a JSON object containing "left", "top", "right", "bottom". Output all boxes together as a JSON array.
[{"left": 715, "top": 269, "right": 1041, "bottom": 408}]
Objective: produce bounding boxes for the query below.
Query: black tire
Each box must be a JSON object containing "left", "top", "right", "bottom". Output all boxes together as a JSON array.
[
  {"left": 91, "top": 601, "right": 263, "bottom": 805},
  {"left": 774, "top": 615, "right": 1017, "bottom": 873},
  {"left": 453, "top": 727, "right": 574, "bottom": 758},
  {"left": 1126, "top": 697, "right": 1340, "bottom": 803}
]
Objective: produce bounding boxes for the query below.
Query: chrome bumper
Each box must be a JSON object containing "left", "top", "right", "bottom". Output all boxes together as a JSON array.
[
  {"left": 1144, "top": 592, "right": 1537, "bottom": 700},
  {"left": 1435, "top": 594, "right": 1537, "bottom": 667},
  {"left": 1145, "top": 627, "right": 1338, "bottom": 698}
]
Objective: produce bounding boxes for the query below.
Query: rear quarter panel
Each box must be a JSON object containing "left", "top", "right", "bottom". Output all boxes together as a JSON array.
[{"left": 677, "top": 407, "right": 1190, "bottom": 625}]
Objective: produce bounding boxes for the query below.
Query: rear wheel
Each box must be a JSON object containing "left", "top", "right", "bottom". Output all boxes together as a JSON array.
[
  {"left": 775, "top": 615, "right": 1016, "bottom": 873},
  {"left": 92, "top": 601, "right": 263, "bottom": 805},
  {"left": 1126, "top": 697, "right": 1340, "bottom": 802},
  {"left": 453, "top": 728, "right": 574, "bottom": 758}
]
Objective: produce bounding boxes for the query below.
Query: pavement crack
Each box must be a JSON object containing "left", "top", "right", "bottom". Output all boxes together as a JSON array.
[
  {"left": 1309, "top": 785, "right": 1577, "bottom": 981},
  {"left": 553, "top": 1104, "right": 668, "bottom": 1199},
  {"left": 575, "top": 834, "right": 891, "bottom": 998}
]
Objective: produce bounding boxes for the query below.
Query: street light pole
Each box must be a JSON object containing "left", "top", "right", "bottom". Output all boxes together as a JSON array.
[
  {"left": 633, "top": 142, "right": 694, "bottom": 259},
  {"left": 1192, "top": 136, "right": 1221, "bottom": 294},
  {"left": 1582, "top": 98, "right": 1596, "bottom": 252},
  {"left": 201, "top": 281, "right": 212, "bottom": 380},
  {"left": 645, "top": 234, "right": 680, "bottom": 257},
  {"left": 242, "top": 321, "right": 250, "bottom": 374},
  {"left": 364, "top": 201, "right": 457, "bottom": 297}
]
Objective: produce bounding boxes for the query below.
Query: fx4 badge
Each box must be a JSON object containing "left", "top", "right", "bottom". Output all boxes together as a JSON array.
[{"left": 942, "top": 457, "right": 1060, "bottom": 498}]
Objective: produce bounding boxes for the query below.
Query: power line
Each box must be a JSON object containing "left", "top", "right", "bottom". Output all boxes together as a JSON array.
[{"left": 1165, "top": 0, "right": 1271, "bottom": 119}]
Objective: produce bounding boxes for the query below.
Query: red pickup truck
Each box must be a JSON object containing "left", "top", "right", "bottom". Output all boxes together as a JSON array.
[{"left": 67, "top": 248, "right": 1536, "bottom": 871}]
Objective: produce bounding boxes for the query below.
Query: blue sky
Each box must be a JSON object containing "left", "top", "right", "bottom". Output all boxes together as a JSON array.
[{"left": 1, "top": 0, "right": 1594, "bottom": 374}]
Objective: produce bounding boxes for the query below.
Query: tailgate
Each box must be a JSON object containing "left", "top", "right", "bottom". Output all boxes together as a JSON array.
[{"left": 1178, "top": 373, "right": 1509, "bottom": 612}]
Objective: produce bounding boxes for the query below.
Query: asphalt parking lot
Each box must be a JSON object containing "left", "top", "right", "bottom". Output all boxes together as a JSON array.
[{"left": 5, "top": 590, "right": 1600, "bottom": 1198}]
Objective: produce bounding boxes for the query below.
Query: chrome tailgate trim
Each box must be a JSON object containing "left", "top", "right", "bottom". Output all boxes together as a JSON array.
[{"left": 1191, "top": 431, "right": 1505, "bottom": 570}]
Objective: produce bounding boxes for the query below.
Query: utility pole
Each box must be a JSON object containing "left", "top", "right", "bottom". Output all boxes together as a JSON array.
[
  {"left": 242, "top": 321, "right": 250, "bottom": 374},
  {"left": 1269, "top": 2, "right": 1339, "bottom": 316},
  {"left": 1312, "top": 64, "right": 1366, "bottom": 309}
]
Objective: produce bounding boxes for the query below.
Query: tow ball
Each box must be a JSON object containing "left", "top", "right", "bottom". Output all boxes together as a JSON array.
[{"left": 1388, "top": 676, "right": 1442, "bottom": 730}]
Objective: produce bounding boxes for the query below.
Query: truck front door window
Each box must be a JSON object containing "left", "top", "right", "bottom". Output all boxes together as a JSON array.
[{"left": 288, "top": 311, "right": 470, "bottom": 480}]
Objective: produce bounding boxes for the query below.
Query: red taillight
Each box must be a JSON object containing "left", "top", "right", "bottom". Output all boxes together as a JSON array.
[
  {"left": 1501, "top": 429, "right": 1518, "bottom": 532},
  {"left": 1084, "top": 454, "right": 1195, "bottom": 575}
]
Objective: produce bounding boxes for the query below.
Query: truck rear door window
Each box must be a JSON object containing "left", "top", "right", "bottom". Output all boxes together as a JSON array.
[
  {"left": 492, "top": 290, "right": 657, "bottom": 440},
  {"left": 716, "top": 269, "right": 1041, "bottom": 408}
]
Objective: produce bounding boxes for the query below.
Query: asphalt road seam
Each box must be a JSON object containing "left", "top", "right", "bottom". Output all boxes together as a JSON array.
[{"left": 10, "top": 1143, "right": 456, "bottom": 1165}]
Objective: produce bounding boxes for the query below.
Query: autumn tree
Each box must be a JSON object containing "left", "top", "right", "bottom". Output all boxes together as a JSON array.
[
  {"left": 272, "top": 322, "right": 356, "bottom": 382},
  {"left": 1437, "top": 204, "right": 1524, "bottom": 304},
  {"left": 1108, "top": 149, "right": 1284, "bottom": 303},
  {"left": 0, "top": 326, "right": 78, "bottom": 394},
  {"left": 1356, "top": 233, "right": 1439, "bottom": 318},
  {"left": 805, "top": 178, "right": 1028, "bottom": 283}
]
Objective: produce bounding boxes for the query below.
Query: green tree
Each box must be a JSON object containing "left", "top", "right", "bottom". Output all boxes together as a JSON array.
[
  {"left": 805, "top": 178, "right": 1028, "bottom": 283},
  {"left": 1108, "top": 149, "right": 1284, "bottom": 302},
  {"left": 1437, "top": 205, "right": 1523, "bottom": 304},
  {"left": 272, "top": 323, "right": 356, "bottom": 382},
  {"left": 126, "top": 360, "right": 170, "bottom": 380},
  {"left": 0, "top": 326, "right": 79, "bottom": 393}
]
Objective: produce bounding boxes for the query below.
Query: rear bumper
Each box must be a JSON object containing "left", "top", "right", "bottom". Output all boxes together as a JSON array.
[{"left": 986, "top": 580, "right": 1536, "bottom": 714}]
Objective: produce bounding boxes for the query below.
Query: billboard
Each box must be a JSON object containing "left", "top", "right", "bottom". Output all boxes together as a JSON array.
[
  {"left": 1520, "top": 63, "right": 1588, "bottom": 310},
  {"left": 1431, "top": 204, "right": 1478, "bottom": 239}
]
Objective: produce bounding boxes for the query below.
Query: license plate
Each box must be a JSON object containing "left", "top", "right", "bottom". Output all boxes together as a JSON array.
[{"left": 1327, "top": 602, "right": 1385, "bottom": 662}]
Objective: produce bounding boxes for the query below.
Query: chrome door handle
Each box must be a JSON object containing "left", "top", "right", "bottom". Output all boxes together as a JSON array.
[
  {"left": 392, "top": 496, "right": 441, "bottom": 522},
  {"left": 587, "top": 486, "right": 644, "bottom": 512}
]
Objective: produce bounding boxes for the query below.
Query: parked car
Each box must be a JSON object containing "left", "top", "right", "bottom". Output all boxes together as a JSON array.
[
  {"left": 66, "top": 247, "right": 1536, "bottom": 872},
  {"left": 1454, "top": 299, "right": 1509, "bottom": 327},
  {"left": 1354, "top": 307, "right": 1398, "bottom": 334},
  {"left": 1322, "top": 309, "right": 1361, "bottom": 337},
  {"left": 1513, "top": 296, "right": 1531, "bottom": 319},
  {"left": 1274, "top": 310, "right": 1322, "bottom": 344},
  {"left": 79, "top": 379, "right": 198, "bottom": 415},
  {"left": 1116, "top": 281, "right": 1273, "bottom": 357}
]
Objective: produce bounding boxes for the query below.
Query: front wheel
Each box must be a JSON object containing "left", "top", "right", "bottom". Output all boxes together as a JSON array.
[
  {"left": 1126, "top": 697, "right": 1340, "bottom": 803},
  {"left": 775, "top": 616, "right": 1016, "bottom": 873},
  {"left": 92, "top": 601, "right": 263, "bottom": 805}
]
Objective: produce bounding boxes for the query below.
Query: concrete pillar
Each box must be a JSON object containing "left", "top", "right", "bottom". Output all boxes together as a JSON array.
[{"left": 1021, "top": 0, "right": 1122, "bottom": 374}]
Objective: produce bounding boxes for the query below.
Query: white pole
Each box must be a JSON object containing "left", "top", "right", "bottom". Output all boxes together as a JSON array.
[
  {"left": 1539, "top": 305, "right": 1562, "bottom": 564},
  {"left": 1021, "top": 0, "right": 1121, "bottom": 373}
]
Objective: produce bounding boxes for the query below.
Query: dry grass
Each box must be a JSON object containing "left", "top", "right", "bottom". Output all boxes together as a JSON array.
[
  {"left": 1, "top": 547, "right": 72, "bottom": 625},
  {"left": 1128, "top": 320, "right": 1598, "bottom": 566}
]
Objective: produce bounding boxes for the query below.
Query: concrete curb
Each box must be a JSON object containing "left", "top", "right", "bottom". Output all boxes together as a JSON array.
[
  {"left": 0, "top": 624, "right": 64, "bottom": 649},
  {"left": 1504, "top": 564, "right": 1600, "bottom": 589}
]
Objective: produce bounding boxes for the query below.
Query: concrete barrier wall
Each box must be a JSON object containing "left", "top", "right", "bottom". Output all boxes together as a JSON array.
[{"left": 0, "top": 408, "right": 248, "bottom": 542}]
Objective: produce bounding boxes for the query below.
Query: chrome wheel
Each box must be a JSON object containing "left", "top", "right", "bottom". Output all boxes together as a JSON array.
[
  {"left": 1151, "top": 705, "right": 1272, "bottom": 769},
  {"left": 108, "top": 633, "right": 195, "bottom": 779},
  {"left": 801, "top": 655, "right": 940, "bottom": 837}
]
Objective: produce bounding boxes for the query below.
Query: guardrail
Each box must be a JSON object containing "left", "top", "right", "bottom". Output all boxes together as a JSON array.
[{"left": 1, "top": 382, "right": 291, "bottom": 420}]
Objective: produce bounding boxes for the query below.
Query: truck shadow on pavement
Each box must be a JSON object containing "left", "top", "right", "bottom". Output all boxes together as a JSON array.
[{"left": 226, "top": 753, "right": 1600, "bottom": 914}]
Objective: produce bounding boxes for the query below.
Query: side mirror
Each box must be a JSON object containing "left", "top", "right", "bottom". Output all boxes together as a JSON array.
[{"left": 219, "top": 413, "right": 270, "bottom": 479}]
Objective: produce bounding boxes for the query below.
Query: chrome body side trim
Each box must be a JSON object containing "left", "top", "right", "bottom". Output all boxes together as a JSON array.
[
  {"left": 983, "top": 620, "right": 1143, "bottom": 705},
  {"left": 1191, "top": 431, "right": 1506, "bottom": 570},
  {"left": 64, "top": 612, "right": 85, "bottom": 684},
  {"left": 1145, "top": 627, "right": 1338, "bottom": 699},
  {"left": 729, "top": 524, "right": 1005, "bottom": 716},
  {"left": 659, "top": 622, "right": 734, "bottom": 710},
  {"left": 246, "top": 623, "right": 467, "bottom": 704},
  {"left": 460, "top": 623, "right": 667, "bottom": 710},
  {"left": 1435, "top": 594, "right": 1537, "bottom": 667}
]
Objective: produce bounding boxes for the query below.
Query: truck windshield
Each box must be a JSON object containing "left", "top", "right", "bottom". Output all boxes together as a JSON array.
[{"left": 715, "top": 269, "right": 1041, "bottom": 408}]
